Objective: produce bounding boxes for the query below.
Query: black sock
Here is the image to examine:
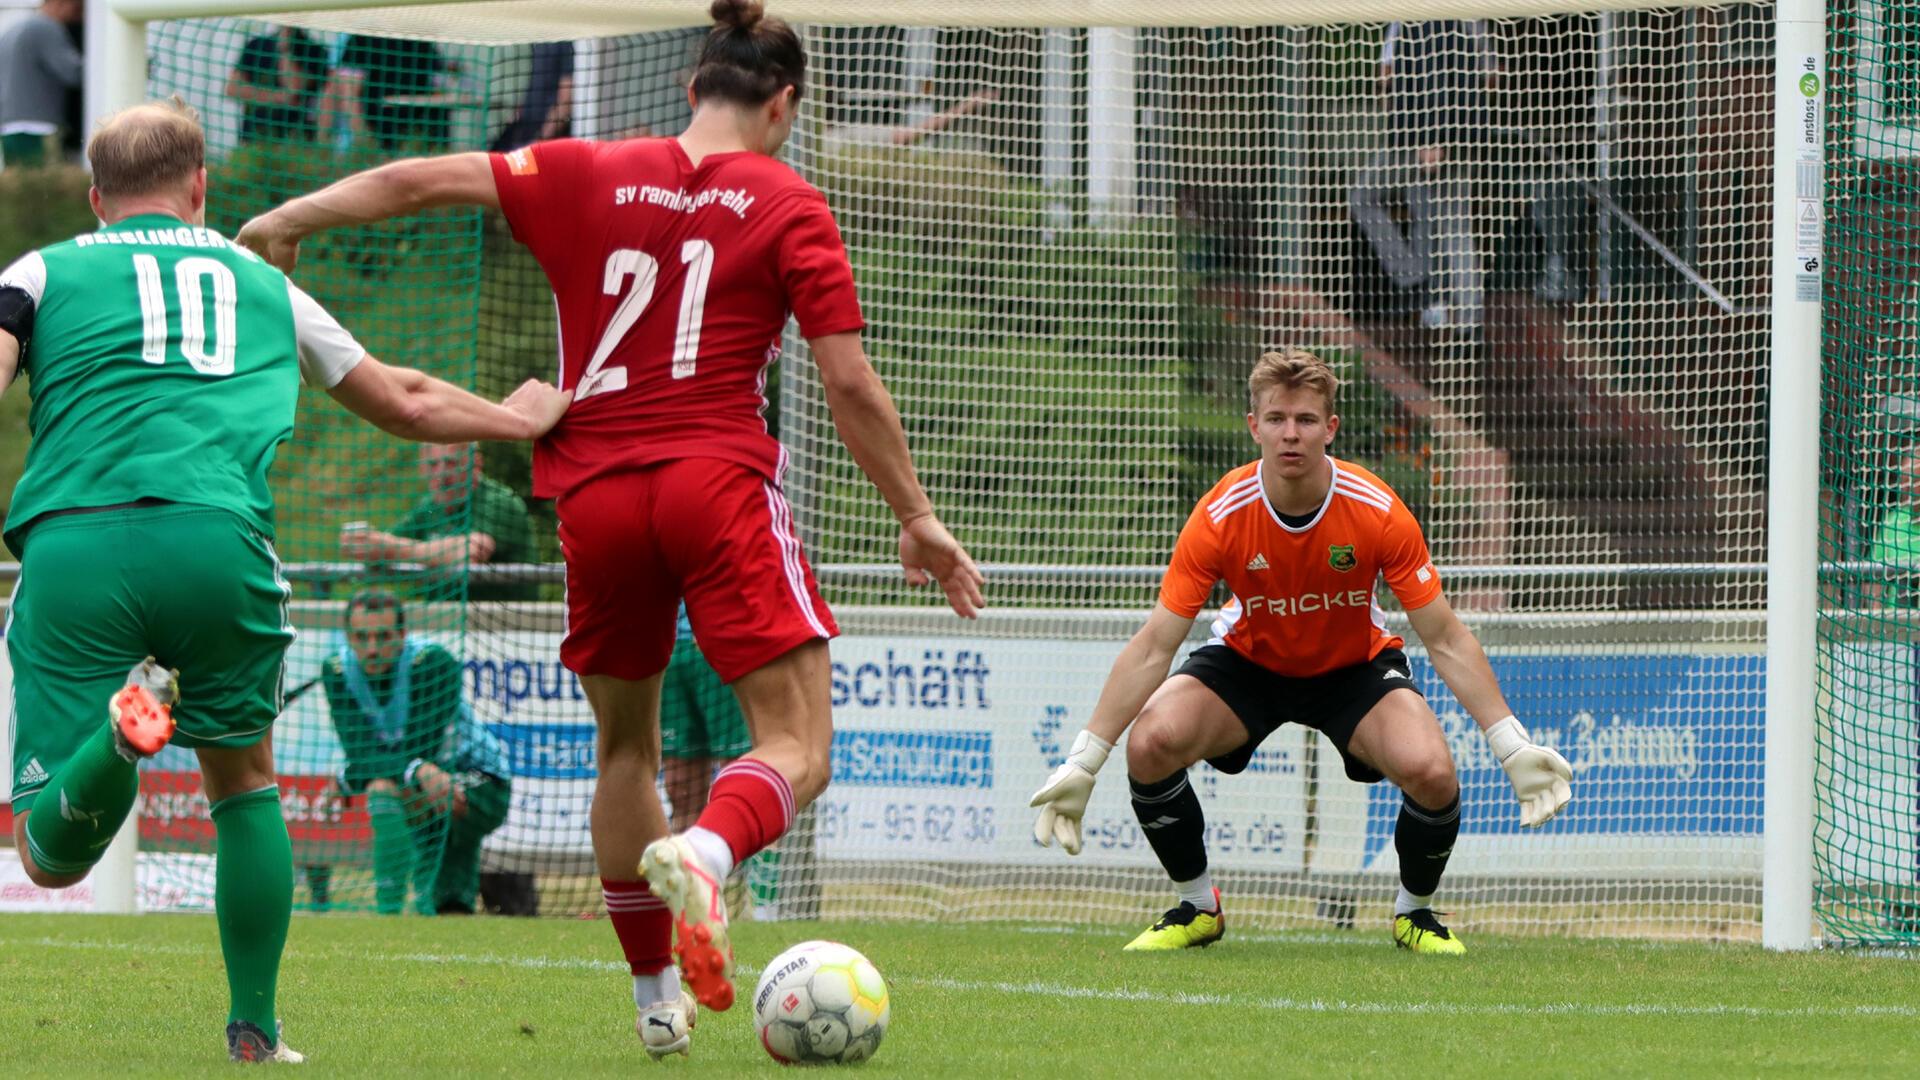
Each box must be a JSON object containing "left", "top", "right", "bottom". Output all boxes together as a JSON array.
[
  {"left": 1394, "top": 791, "right": 1461, "bottom": 899},
  {"left": 1130, "top": 771, "right": 1209, "bottom": 886}
]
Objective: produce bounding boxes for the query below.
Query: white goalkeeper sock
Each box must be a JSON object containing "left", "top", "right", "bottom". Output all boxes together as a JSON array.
[
  {"left": 1394, "top": 886, "right": 1434, "bottom": 916},
  {"left": 633, "top": 967, "right": 682, "bottom": 1008},
  {"left": 1175, "top": 872, "right": 1218, "bottom": 913},
  {"left": 684, "top": 826, "right": 736, "bottom": 881}
]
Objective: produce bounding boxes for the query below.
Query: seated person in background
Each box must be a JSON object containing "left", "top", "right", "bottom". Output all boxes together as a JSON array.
[
  {"left": 340, "top": 442, "right": 538, "bottom": 602},
  {"left": 225, "top": 26, "right": 330, "bottom": 145},
  {"left": 324, "top": 588, "right": 512, "bottom": 915}
]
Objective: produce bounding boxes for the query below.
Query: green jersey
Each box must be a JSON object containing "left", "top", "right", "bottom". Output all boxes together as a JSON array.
[{"left": 0, "top": 213, "right": 364, "bottom": 553}]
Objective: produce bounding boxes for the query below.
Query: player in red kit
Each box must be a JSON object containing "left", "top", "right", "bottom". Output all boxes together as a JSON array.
[{"left": 239, "top": 0, "right": 984, "bottom": 1057}]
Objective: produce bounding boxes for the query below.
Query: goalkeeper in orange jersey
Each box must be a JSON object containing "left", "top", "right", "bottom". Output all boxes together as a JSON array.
[{"left": 1029, "top": 348, "right": 1571, "bottom": 955}]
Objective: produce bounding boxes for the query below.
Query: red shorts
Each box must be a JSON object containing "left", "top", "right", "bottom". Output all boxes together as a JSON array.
[{"left": 556, "top": 458, "right": 838, "bottom": 683}]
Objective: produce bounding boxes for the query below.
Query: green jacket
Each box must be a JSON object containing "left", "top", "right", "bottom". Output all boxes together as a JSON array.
[
  {"left": 392, "top": 475, "right": 539, "bottom": 602},
  {"left": 323, "top": 638, "right": 462, "bottom": 794}
]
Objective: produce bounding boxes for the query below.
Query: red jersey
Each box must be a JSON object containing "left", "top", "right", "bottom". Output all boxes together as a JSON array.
[
  {"left": 490, "top": 138, "right": 865, "bottom": 498},
  {"left": 1159, "top": 458, "right": 1443, "bottom": 677}
]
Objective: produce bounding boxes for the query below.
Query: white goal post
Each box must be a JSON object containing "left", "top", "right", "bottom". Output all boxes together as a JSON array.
[{"left": 63, "top": 0, "right": 1834, "bottom": 948}]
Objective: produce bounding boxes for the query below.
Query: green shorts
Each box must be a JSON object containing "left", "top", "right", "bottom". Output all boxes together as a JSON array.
[
  {"left": 8, "top": 505, "right": 294, "bottom": 810},
  {"left": 659, "top": 638, "right": 750, "bottom": 760}
]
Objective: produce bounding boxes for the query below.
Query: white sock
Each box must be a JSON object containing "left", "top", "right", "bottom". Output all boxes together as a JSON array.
[
  {"left": 1175, "top": 872, "right": 1218, "bottom": 913},
  {"left": 1395, "top": 886, "right": 1433, "bottom": 916},
  {"left": 683, "top": 826, "right": 736, "bottom": 880},
  {"left": 633, "top": 967, "right": 681, "bottom": 1008}
]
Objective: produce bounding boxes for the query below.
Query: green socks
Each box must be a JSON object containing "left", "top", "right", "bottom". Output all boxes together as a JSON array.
[
  {"left": 212, "top": 786, "right": 292, "bottom": 1032},
  {"left": 21, "top": 722, "right": 138, "bottom": 876},
  {"left": 368, "top": 790, "right": 413, "bottom": 915}
]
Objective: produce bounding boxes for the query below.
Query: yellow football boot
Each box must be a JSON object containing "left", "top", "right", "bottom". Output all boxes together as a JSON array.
[
  {"left": 1123, "top": 889, "right": 1225, "bottom": 951},
  {"left": 1393, "top": 908, "right": 1467, "bottom": 955}
]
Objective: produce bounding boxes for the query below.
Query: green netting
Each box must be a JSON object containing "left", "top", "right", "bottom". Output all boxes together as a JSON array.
[{"left": 1818, "top": 0, "right": 1920, "bottom": 946}]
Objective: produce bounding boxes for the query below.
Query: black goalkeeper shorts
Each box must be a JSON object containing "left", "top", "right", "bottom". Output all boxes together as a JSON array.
[{"left": 1173, "top": 644, "right": 1422, "bottom": 784}]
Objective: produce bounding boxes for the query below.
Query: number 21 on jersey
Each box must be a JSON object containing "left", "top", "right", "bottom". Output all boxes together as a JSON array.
[{"left": 577, "top": 240, "right": 715, "bottom": 401}]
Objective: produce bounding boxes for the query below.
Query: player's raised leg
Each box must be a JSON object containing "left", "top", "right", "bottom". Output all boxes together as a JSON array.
[
  {"left": 580, "top": 672, "right": 696, "bottom": 1058},
  {"left": 1345, "top": 690, "right": 1466, "bottom": 955},
  {"left": 642, "top": 640, "right": 830, "bottom": 1012},
  {"left": 7, "top": 510, "right": 183, "bottom": 889},
  {"left": 1118, "top": 676, "right": 1248, "bottom": 951},
  {"left": 12, "top": 660, "right": 176, "bottom": 888}
]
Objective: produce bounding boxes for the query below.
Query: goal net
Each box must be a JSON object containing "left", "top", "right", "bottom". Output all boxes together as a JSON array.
[
  {"left": 1817, "top": 0, "right": 1920, "bottom": 947},
  {"left": 86, "top": 0, "right": 1851, "bottom": 943}
]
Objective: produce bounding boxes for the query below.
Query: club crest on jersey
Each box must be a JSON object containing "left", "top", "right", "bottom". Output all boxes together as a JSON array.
[{"left": 1328, "top": 544, "right": 1357, "bottom": 572}]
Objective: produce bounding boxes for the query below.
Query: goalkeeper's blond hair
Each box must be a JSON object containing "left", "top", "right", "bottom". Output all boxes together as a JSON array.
[{"left": 1247, "top": 348, "right": 1339, "bottom": 415}]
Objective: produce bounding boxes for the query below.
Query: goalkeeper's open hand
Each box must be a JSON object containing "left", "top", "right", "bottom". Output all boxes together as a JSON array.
[
  {"left": 1482, "top": 716, "right": 1572, "bottom": 827},
  {"left": 1029, "top": 730, "right": 1111, "bottom": 855}
]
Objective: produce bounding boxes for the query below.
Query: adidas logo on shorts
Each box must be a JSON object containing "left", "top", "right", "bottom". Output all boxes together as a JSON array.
[
  {"left": 1245, "top": 553, "right": 1269, "bottom": 571},
  {"left": 17, "top": 757, "right": 49, "bottom": 786}
]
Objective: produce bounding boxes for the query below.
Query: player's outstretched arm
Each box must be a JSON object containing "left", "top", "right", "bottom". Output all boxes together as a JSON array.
[
  {"left": 237, "top": 153, "right": 500, "bottom": 273},
  {"left": 1407, "top": 595, "right": 1572, "bottom": 827},
  {"left": 327, "top": 353, "right": 569, "bottom": 443},
  {"left": 1030, "top": 603, "right": 1193, "bottom": 854},
  {"left": 812, "top": 331, "right": 984, "bottom": 618}
]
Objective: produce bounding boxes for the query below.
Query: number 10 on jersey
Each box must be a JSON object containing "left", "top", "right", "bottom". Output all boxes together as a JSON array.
[{"left": 578, "top": 241, "right": 715, "bottom": 401}]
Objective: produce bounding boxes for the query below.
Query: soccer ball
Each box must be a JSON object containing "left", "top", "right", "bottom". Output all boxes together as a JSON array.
[{"left": 752, "top": 940, "right": 891, "bottom": 1065}]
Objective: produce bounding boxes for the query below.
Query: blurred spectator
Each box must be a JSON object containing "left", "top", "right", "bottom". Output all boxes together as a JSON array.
[
  {"left": 1351, "top": 20, "right": 1581, "bottom": 330},
  {"left": 339, "top": 443, "right": 539, "bottom": 603},
  {"left": 1870, "top": 446, "right": 1920, "bottom": 607},
  {"left": 323, "top": 589, "right": 515, "bottom": 915},
  {"left": 225, "top": 25, "right": 331, "bottom": 145},
  {"left": 490, "top": 41, "right": 574, "bottom": 152},
  {"left": 321, "top": 34, "right": 454, "bottom": 151},
  {"left": 0, "top": 0, "right": 84, "bottom": 170}
]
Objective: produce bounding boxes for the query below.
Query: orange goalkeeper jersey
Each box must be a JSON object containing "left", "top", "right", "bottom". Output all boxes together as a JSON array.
[{"left": 1159, "top": 458, "right": 1443, "bottom": 677}]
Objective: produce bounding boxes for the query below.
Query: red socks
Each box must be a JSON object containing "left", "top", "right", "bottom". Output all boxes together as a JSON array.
[
  {"left": 602, "top": 878, "right": 670, "bottom": 975},
  {"left": 693, "top": 759, "right": 795, "bottom": 866}
]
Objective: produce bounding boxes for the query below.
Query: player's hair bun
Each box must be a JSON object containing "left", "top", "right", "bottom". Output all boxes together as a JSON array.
[{"left": 710, "top": 0, "right": 765, "bottom": 31}]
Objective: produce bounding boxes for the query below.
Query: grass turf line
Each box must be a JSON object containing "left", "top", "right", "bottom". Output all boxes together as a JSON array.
[{"left": 0, "top": 914, "right": 1913, "bottom": 1077}]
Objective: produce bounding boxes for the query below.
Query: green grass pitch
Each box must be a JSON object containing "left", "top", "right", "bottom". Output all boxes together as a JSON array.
[{"left": 0, "top": 914, "right": 1914, "bottom": 1077}]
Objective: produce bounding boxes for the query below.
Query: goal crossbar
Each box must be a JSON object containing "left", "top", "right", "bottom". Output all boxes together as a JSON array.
[{"left": 112, "top": 0, "right": 1743, "bottom": 40}]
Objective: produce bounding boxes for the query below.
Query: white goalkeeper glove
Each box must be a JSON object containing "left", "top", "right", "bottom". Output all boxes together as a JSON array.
[
  {"left": 1029, "top": 730, "right": 1112, "bottom": 856},
  {"left": 1483, "top": 715, "right": 1572, "bottom": 828}
]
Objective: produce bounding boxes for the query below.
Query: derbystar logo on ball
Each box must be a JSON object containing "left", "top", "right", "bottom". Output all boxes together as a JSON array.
[{"left": 753, "top": 941, "right": 891, "bottom": 1065}]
